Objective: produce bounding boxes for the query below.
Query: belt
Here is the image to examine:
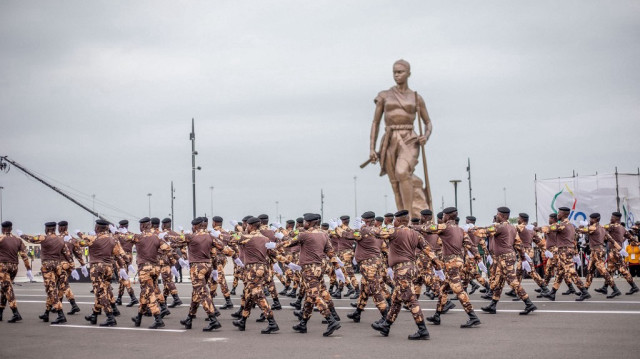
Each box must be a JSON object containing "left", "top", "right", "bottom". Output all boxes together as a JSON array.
[
  {"left": 358, "top": 257, "right": 380, "bottom": 266},
  {"left": 392, "top": 261, "right": 414, "bottom": 270},
  {"left": 442, "top": 254, "right": 462, "bottom": 261},
  {"left": 495, "top": 252, "right": 515, "bottom": 258}
]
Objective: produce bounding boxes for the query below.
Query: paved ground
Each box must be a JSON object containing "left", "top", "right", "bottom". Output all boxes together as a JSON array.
[{"left": 1, "top": 277, "right": 638, "bottom": 359}]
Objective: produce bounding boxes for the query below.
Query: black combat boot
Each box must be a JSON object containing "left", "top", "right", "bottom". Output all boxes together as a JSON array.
[
  {"left": 349, "top": 288, "right": 361, "bottom": 300},
  {"left": 538, "top": 286, "right": 550, "bottom": 295},
  {"left": 371, "top": 319, "right": 391, "bottom": 337},
  {"left": 230, "top": 306, "right": 243, "bottom": 319},
  {"left": 350, "top": 302, "right": 358, "bottom": 308},
  {"left": 149, "top": 314, "right": 165, "bottom": 329},
  {"left": 220, "top": 296, "right": 234, "bottom": 310},
  {"left": 426, "top": 311, "right": 441, "bottom": 325},
  {"left": 322, "top": 314, "right": 341, "bottom": 337},
  {"left": 607, "top": 285, "right": 622, "bottom": 298},
  {"left": 214, "top": 306, "right": 221, "bottom": 317},
  {"left": 271, "top": 298, "right": 282, "bottom": 310},
  {"left": 263, "top": 287, "right": 270, "bottom": 297},
  {"left": 144, "top": 308, "right": 152, "bottom": 316},
  {"left": 626, "top": 282, "right": 639, "bottom": 295},
  {"left": 425, "top": 290, "right": 436, "bottom": 300},
  {"left": 331, "top": 287, "right": 342, "bottom": 299},
  {"left": 111, "top": 303, "right": 120, "bottom": 317},
  {"left": 261, "top": 316, "right": 279, "bottom": 334},
  {"left": 575, "top": 287, "right": 591, "bottom": 301},
  {"left": 230, "top": 286, "right": 237, "bottom": 296},
  {"left": 203, "top": 314, "right": 221, "bottom": 331},
  {"left": 542, "top": 288, "right": 556, "bottom": 301},
  {"left": 8, "top": 308, "right": 22, "bottom": 323},
  {"left": 290, "top": 297, "right": 302, "bottom": 310},
  {"left": 328, "top": 283, "right": 335, "bottom": 294},
  {"left": 345, "top": 284, "right": 355, "bottom": 297},
  {"left": 293, "top": 310, "right": 303, "bottom": 320},
  {"left": 126, "top": 294, "right": 139, "bottom": 307},
  {"left": 131, "top": 312, "right": 143, "bottom": 327},
  {"left": 100, "top": 312, "right": 117, "bottom": 327},
  {"left": 115, "top": 295, "right": 123, "bottom": 306},
  {"left": 481, "top": 299, "right": 498, "bottom": 314},
  {"left": 287, "top": 288, "right": 298, "bottom": 298},
  {"left": 168, "top": 293, "right": 183, "bottom": 308},
  {"left": 330, "top": 307, "right": 341, "bottom": 322},
  {"left": 373, "top": 309, "right": 388, "bottom": 326},
  {"left": 232, "top": 316, "right": 247, "bottom": 331},
  {"left": 504, "top": 289, "right": 516, "bottom": 298},
  {"left": 408, "top": 320, "right": 430, "bottom": 340},
  {"left": 256, "top": 313, "right": 266, "bottom": 322},
  {"left": 441, "top": 300, "right": 456, "bottom": 314},
  {"left": 594, "top": 283, "right": 608, "bottom": 295},
  {"left": 562, "top": 283, "right": 576, "bottom": 295},
  {"left": 347, "top": 308, "right": 362, "bottom": 323},
  {"left": 292, "top": 318, "right": 308, "bottom": 333},
  {"left": 0, "top": 307, "right": 3, "bottom": 321},
  {"left": 279, "top": 286, "right": 290, "bottom": 295},
  {"left": 520, "top": 298, "right": 537, "bottom": 315},
  {"left": 460, "top": 310, "right": 481, "bottom": 328},
  {"left": 180, "top": 314, "right": 194, "bottom": 329},
  {"left": 50, "top": 309, "right": 67, "bottom": 325},
  {"left": 39, "top": 309, "right": 50, "bottom": 322},
  {"left": 159, "top": 302, "right": 171, "bottom": 318},
  {"left": 480, "top": 290, "right": 493, "bottom": 300},
  {"left": 85, "top": 310, "right": 99, "bottom": 325},
  {"left": 468, "top": 281, "right": 481, "bottom": 295}
]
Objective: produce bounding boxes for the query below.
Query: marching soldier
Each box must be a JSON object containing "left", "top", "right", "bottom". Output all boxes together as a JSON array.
[
  {"left": 57, "top": 220, "right": 87, "bottom": 316},
  {"left": 461, "top": 216, "right": 491, "bottom": 295},
  {"left": 579, "top": 213, "right": 623, "bottom": 298},
  {"left": 507, "top": 213, "right": 548, "bottom": 297},
  {"left": 599, "top": 211, "right": 639, "bottom": 295},
  {"left": 331, "top": 215, "right": 359, "bottom": 299},
  {"left": 160, "top": 218, "right": 182, "bottom": 308},
  {"left": 210, "top": 216, "right": 235, "bottom": 310},
  {"left": 115, "top": 220, "right": 139, "bottom": 307},
  {"left": 0, "top": 221, "right": 33, "bottom": 323}
]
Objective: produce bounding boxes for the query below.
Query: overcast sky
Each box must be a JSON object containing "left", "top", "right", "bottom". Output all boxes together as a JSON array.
[{"left": 2, "top": 1, "right": 639, "bottom": 233}]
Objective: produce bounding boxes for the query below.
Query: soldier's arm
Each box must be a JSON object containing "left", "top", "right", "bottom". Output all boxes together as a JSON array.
[
  {"left": 513, "top": 233, "right": 526, "bottom": 261},
  {"left": 418, "top": 238, "right": 442, "bottom": 270},
  {"left": 18, "top": 241, "right": 31, "bottom": 271},
  {"left": 76, "top": 233, "right": 98, "bottom": 247},
  {"left": 71, "top": 241, "right": 86, "bottom": 266},
  {"left": 20, "top": 234, "right": 45, "bottom": 244},
  {"left": 158, "top": 242, "right": 172, "bottom": 257},
  {"left": 323, "top": 239, "right": 340, "bottom": 269},
  {"left": 463, "top": 233, "right": 481, "bottom": 260},
  {"left": 112, "top": 241, "right": 127, "bottom": 268},
  {"left": 61, "top": 242, "right": 73, "bottom": 263},
  {"left": 604, "top": 233, "right": 622, "bottom": 251}
]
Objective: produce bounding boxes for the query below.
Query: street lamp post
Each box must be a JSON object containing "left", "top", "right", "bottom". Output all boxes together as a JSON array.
[
  {"left": 209, "top": 186, "right": 214, "bottom": 217},
  {"left": 503, "top": 187, "right": 507, "bottom": 206},
  {"left": 384, "top": 194, "right": 388, "bottom": 213},
  {"left": 0, "top": 186, "right": 4, "bottom": 223},
  {"left": 147, "top": 193, "right": 152, "bottom": 217},
  {"left": 353, "top": 176, "right": 358, "bottom": 218},
  {"left": 450, "top": 180, "right": 462, "bottom": 208}
]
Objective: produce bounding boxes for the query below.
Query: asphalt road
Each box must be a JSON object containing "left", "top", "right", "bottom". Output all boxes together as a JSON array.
[{"left": 1, "top": 278, "right": 638, "bottom": 359}]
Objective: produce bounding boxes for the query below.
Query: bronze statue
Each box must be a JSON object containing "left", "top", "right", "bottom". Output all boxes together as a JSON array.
[{"left": 366, "top": 59, "right": 433, "bottom": 217}]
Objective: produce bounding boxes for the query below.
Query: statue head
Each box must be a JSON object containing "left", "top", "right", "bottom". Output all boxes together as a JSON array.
[
  {"left": 393, "top": 59, "right": 411, "bottom": 71},
  {"left": 393, "top": 59, "right": 411, "bottom": 85}
]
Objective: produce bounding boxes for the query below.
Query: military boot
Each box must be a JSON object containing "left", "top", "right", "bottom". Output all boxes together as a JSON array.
[
  {"left": 626, "top": 282, "right": 639, "bottom": 295},
  {"left": 115, "top": 295, "right": 123, "bottom": 306},
  {"left": 594, "top": 284, "right": 608, "bottom": 295},
  {"left": 85, "top": 310, "right": 99, "bottom": 325},
  {"left": 408, "top": 320, "right": 430, "bottom": 340},
  {"left": 232, "top": 316, "right": 246, "bottom": 331},
  {"left": 7, "top": 308, "right": 22, "bottom": 323},
  {"left": 349, "top": 288, "right": 361, "bottom": 300},
  {"left": 230, "top": 306, "right": 243, "bottom": 319},
  {"left": 39, "top": 309, "right": 50, "bottom": 322},
  {"left": 203, "top": 314, "right": 221, "bottom": 331},
  {"left": 230, "top": 286, "right": 237, "bottom": 296},
  {"left": 149, "top": 314, "right": 165, "bottom": 329},
  {"left": 111, "top": 303, "right": 120, "bottom": 317},
  {"left": 345, "top": 284, "right": 356, "bottom": 297},
  {"left": 214, "top": 306, "right": 221, "bottom": 317},
  {"left": 159, "top": 302, "right": 171, "bottom": 318},
  {"left": 278, "top": 286, "right": 290, "bottom": 295},
  {"left": 0, "top": 307, "right": 3, "bottom": 321},
  {"left": 292, "top": 318, "right": 308, "bottom": 333},
  {"left": 520, "top": 298, "right": 537, "bottom": 315},
  {"left": 468, "top": 281, "right": 481, "bottom": 295},
  {"left": 562, "top": 283, "right": 576, "bottom": 295},
  {"left": 347, "top": 308, "right": 362, "bottom": 323},
  {"left": 330, "top": 307, "right": 341, "bottom": 322},
  {"left": 504, "top": 289, "right": 517, "bottom": 297},
  {"left": 287, "top": 288, "right": 298, "bottom": 298},
  {"left": 131, "top": 313, "right": 143, "bottom": 327},
  {"left": 371, "top": 319, "right": 391, "bottom": 337},
  {"left": 126, "top": 294, "right": 139, "bottom": 307},
  {"left": 99, "top": 312, "right": 117, "bottom": 327},
  {"left": 331, "top": 287, "right": 342, "bottom": 299},
  {"left": 607, "top": 285, "right": 622, "bottom": 298},
  {"left": 575, "top": 287, "right": 591, "bottom": 302},
  {"left": 293, "top": 310, "right": 303, "bottom": 320},
  {"left": 50, "top": 309, "right": 67, "bottom": 325},
  {"left": 322, "top": 314, "right": 341, "bottom": 337},
  {"left": 290, "top": 297, "right": 302, "bottom": 310},
  {"left": 542, "top": 288, "right": 557, "bottom": 301},
  {"left": 261, "top": 316, "right": 279, "bottom": 334},
  {"left": 441, "top": 300, "right": 456, "bottom": 314},
  {"left": 256, "top": 313, "right": 266, "bottom": 322},
  {"left": 271, "top": 298, "right": 282, "bottom": 310},
  {"left": 426, "top": 311, "right": 441, "bottom": 325},
  {"left": 180, "top": 314, "right": 194, "bottom": 329},
  {"left": 481, "top": 299, "right": 498, "bottom": 314},
  {"left": 460, "top": 310, "right": 481, "bottom": 328},
  {"left": 220, "top": 296, "right": 234, "bottom": 310},
  {"left": 168, "top": 293, "right": 183, "bottom": 308}
]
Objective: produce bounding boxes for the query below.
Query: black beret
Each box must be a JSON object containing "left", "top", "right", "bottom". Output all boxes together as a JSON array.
[
  {"left": 519, "top": 213, "right": 529, "bottom": 220},
  {"left": 304, "top": 213, "right": 320, "bottom": 222},
  {"left": 151, "top": 217, "right": 160, "bottom": 224},
  {"left": 497, "top": 207, "right": 510, "bottom": 214},
  {"left": 162, "top": 218, "right": 171, "bottom": 224},
  {"left": 420, "top": 209, "right": 433, "bottom": 216},
  {"left": 242, "top": 215, "right": 252, "bottom": 222},
  {"left": 201, "top": 217, "right": 209, "bottom": 222},
  {"left": 394, "top": 210, "right": 409, "bottom": 217},
  {"left": 466, "top": 216, "right": 476, "bottom": 222},
  {"left": 437, "top": 212, "right": 443, "bottom": 219},
  {"left": 612, "top": 211, "right": 622, "bottom": 218},
  {"left": 96, "top": 219, "right": 109, "bottom": 226},
  {"left": 558, "top": 207, "right": 570, "bottom": 212},
  {"left": 1, "top": 221, "right": 12, "bottom": 228},
  {"left": 296, "top": 217, "right": 303, "bottom": 223},
  {"left": 191, "top": 218, "right": 203, "bottom": 225},
  {"left": 361, "top": 211, "right": 375, "bottom": 219},
  {"left": 119, "top": 220, "right": 129, "bottom": 226},
  {"left": 549, "top": 213, "right": 558, "bottom": 219},
  {"left": 443, "top": 207, "right": 457, "bottom": 214},
  {"left": 590, "top": 213, "right": 601, "bottom": 219},
  {"left": 45, "top": 222, "right": 57, "bottom": 227},
  {"left": 258, "top": 214, "right": 269, "bottom": 220},
  {"left": 247, "top": 217, "right": 261, "bottom": 225},
  {"left": 139, "top": 217, "right": 151, "bottom": 223},
  {"left": 411, "top": 217, "right": 420, "bottom": 223},
  {"left": 286, "top": 220, "right": 295, "bottom": 225},
  {"left": 57, "top": 221, "right": 68, "bottom": 226},
  {"left": 375, "top": 217, "right": 384, "bottom": 222},
  {"left": 384, "top": 213, "right": 394, "bottom": 218},
  {"left": 340, "top": 215, "right": 350, "bottom": 221},
  {"left": 321, "top": 223, "right": 329, "bottom": 228},
  {"left": 212, "top": 216, "right": 223, "bottom": 223}
]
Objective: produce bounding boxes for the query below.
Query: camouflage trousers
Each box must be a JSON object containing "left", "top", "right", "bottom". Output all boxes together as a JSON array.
[
  {"left": 301, "top": 263, "right": 335, "bottom": 320},
  {"left": 414, "top": 255, "right": 441, "bottom": 298},
  {"left": 232, "top": 263, "right": 244, "bottom": 289},
  {"left": 552, "top": 248, "right": 584, "bottom": 290},
  {"left": 0, "top": 262, "right": 18, "bottom": 310},
  {"left": 210, "top": 256, "right": 230, "bottom": 298},
  {"left": 137, "top": 263, "right": 162, "bottom": 315},
  {"left": 491, "top": 252, "right": 529, "bottom": 301},
  {"left": 283, "top": 252, "right": 301, "bottom": 289},
  {"left": 607, "top": 250, "right": 635, "bottom": 285},
  {"left": 461, "top": 256, "right": 488, "bottom": 287},
  {"left": 355, "top": 257, "right": 387, "bottom": 314},
  {"left": 58, "top": 261, "right": 76, "bottom": 302},
  {"left": 41, "top": 260, "right": 63, "bottom": 311},
  {"left": 438, "top": 256, "right": 473, "bottom": 313},
  {"left": 241, "top": 263, "right": 274, "bottom": 319},
  {"left": 386, "top": 261, "right": 424, "bottom": 324},
  {"left": 118, "top": 253, "right": 135, "bottom": 298},
  {"left": 160, "top": 264, "right": 178, "bottom": 298},
  {"left": 325, "top": 258, "right": 337, "bottom": 288},
  {"left": 516, "top": 248, "right": 546, "bottom": 287},
  {"left": 90, "top": 263, "right": 115, "bottom": 314},
  {"left": 544, "top": 247, "right": 565, "bottom": 286},
  {"left": 264, "top": 265, "right": 280, "bottom": 299},
  {"left": 337, "top": 249, "right": 358, "bottom": 289},
  {"left": 188, "top": 262, "right": 216, "bottom": 316},
  {"left": 585, "top": 248, "right": 615, "bottom": 288}
]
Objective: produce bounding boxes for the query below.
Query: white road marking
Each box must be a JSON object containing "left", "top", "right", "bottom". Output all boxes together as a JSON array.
[
  {"left": 203, "top": 338, "right": 228, "bottom": 342},
  {"left": 54, "top": 324, "right": 186, "bottom": 332}
]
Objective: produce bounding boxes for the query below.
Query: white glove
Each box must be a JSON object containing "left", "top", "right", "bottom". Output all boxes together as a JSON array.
[
  {"left": 487, "top": 255, "right": 493, "bottom": 265},
  {"left": 26, "top": 270, "right": 34, "bottom": 281},
  {"left": 270, "top": 225, "right": 279, "bottom": 232},
  {"left": 119, "top": 268, "right": 129, "bottom": 281},
  {"left": 109, "top": 224, "right": 117, "bottom": 234},
  {"left": 522, "top": 260, "right": 532, "bottom": 273},
  {"left": 71, "top": 270, "right": 80, "bottom": 280},
  {"left": 620, "top": 249, "right": 629, "bottom": 257},
  {"left": 184, "top": 230, "right": 192, "bottom": 234},
  {"left": 352, "top": 258, "right": 357, "bottom": 265},
  {"left": 386, "top": 267, "right": 394, "bottom": 280},
  {"left": 230, "top": 220, "right": 239, "bottom": 227},
  {"left": 287, "top": 263, "right": 302, "bottom": 271},
  {"left": 89, "top": 231, "right": 96, "bottom": 236},
  {"left": 16, "top": 230, "right": 23, "bottom": 236},
  {"left": 274, "top": 222, "right": 282, "bottom": 229},
  {"left": 212, "top": 270, "right": 219, "bottom": 281},
  {"left": 579, "top": 220, "right": 588, "bottom": 227},
  {"left": 64, "top": 235, "right": 72, "bottom": 242},
  {"left": 545, "top": 250, "right": 553, "bottom": 259},
  {"left": 234, "top": 258, "right": 244, "bottom": 267},
  {"left": 275, "top": 232, "right": 284, "bottom": 240},
  {"left": 118, "top": 228, "right": 128, "bottom": 234},
  {"left": 171, "top": 266, "right": 180, "bottom": 277},
  {"left": 178, "top": 226, "right": 184, "bottom": 231},
  {"left": 81, "top": 265, "right": 89, "bottom": 277},
  {"left": 336, "top": 258, "right": 344, "bottom": 267},
  {"left": 524, "top": 253, "right": 532, "bottom": 262},
  {"left": 328, "top": 220, "right": 338, "bottom": 230},
  {"left": 461, "top": 224, "right": 470, "bottom": 233},
  {"left": 467, "top": 223, "right": 475, "bottom": 230},
  {"left": 467, "top": 250, "right": 473, "bottom": 257},
  {"left": 434, "top": 269, "right": 445, "bottom": 281},
  {"left": 74, "top": 229, "right": 81, "bottom": 236},
  {"left": 526, "top": 224, "right": 534, "bottom": 231},
  {"left": 478, "top": 261, "right": 488, "bottom": 273},
  {"left": 210, "top": 229, "right": 221, "bottom": 238},
  {"left": 179, "top": 258, "right": 189, "bottom": 268},
  {"left": 623, "top": 240, "right": 629, "bottom": 249},
  {"left": 273, "top": 263, "right": 283, "bottom": 276},
  {"left": 158, "top": 232, "right": 167, "bottom": 239},
  {"left": 265, "top": 242, "right": 276, "bottom": 249},
  {"left": 335, "top": 268, "right": 346, "bottom": 283},
  {"left": 128, "top": 264, "right": 136, "bottom": 275}
]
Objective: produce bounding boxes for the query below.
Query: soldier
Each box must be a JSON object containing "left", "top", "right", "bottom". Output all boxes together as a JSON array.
[
  {"left": 288, "top": 217, "right": 306, "bottom": 309},
  {"left": 507, "top": 213, "right": 549, "bottom": 297},
  {"left": 159, "top": 218, "right": 182, "bottom": 308},
  {"left": 230, "top": 215, "right": 252, "bottom": 295},
  {"left": 76, "top": 220, "right": 128, "bottom": 326},
  {"left": 120, "top": 217, "right": 172, "bottom": 329},
  {"left": 114, "top": 220, "right": 139, "bottom": 307},
  {"left": 598, "top": 211, "right": 639, "bottom": 295},
  {"left": 210, "top": 216, "right": 235, "bottom": 310},
  {"left": 331, "top": 215, "right": 358, "bottom": 299},
  {"left": 461, "top": 216, "right": 491, "bottom": 295},
  {"left": 536, "top": 213, "right": 568, "bottom": 296},
  {"left": 383, "top": 213, "right": 394, "bottom": 228},
  {"left": 279, "top": 213, "right": 343, "bottom": 336},
  {"left": 278, "top": 220, "right": 297, "bottom": 295},
  {"left": 228, "top": 217, "right": 280, "bottom": 333},
  {"left": 257, "top": 214, "right": 283, "bottom": 310},
  {"left": 20, "top": 222, "right": 73, "bottom": 324},
  {"left": 57, "top": 220, "right": 87, "bottom": 316},
  {"left": 579, "top": 213, "right": 623, "bottom": 298},
  {"left": 371, "top": 210, "right": 442, "bottom": 340},
  {"left": 541, "top": 207, "right": 591, "bottom": 301},
  {"left": 0, "top": 221, "right": 33, "bottom": 323}
]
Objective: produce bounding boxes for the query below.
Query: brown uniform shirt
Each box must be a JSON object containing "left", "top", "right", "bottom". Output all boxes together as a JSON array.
[
  {"left": 385, "top": 225, "right": 429, "bottom": 267},
  {"left": 126, "top": 231, "right": 169, "bottom": 266},
  {"left": 283, "top": 228, "right": 334, "bottom": 266},
  {"left": 554, "top": 219, "right": 576, "bottom": 248},
  {"left": 238, "top": 231, "right": 272, "bottom": 265},
  {"left": 334, "top": 225, "right": 355, "bottom": 252},
  {"left": 491, "top": 222, "right": 518, "bottom": 256},
  {"left": 33, "top": 234, "right": 71, "bottom": 261},
  {"left": 354, "top": 225, "right": 383, "bottom": 263},
  {"left": 0, "top": 234, "right": 29, "bottom": 266},
  {"left": 606, "top": 224, "right": 627, "bottom": 247}
]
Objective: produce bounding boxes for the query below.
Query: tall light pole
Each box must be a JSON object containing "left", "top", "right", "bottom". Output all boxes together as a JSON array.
[
  {"left": 275, "top": 201, "right": 279, "bottom": 224},
  {"left": 92, "top": 194, "right": 96, "bottom": 222},
  {"left": 353, "top": 176, "right": 358, "bottom": 218},
  {"left": 466, "top": 158, "right": 474, "bottom": 216},
  {"left": 170, "top": 182, "right": 175, "bottom": 230},
  {"left": 0, "top": 186, "right": 4, "bottom": 223},
  {"left": 190, "top": 118, "right": 201, "bottom": 219},
  {"left": 320, "top": 189, "right": 325, "bottom": 222},
  {"left": 384, "top": 194, "right": 388, "bottom": 213},
  {"left": 147, "top": 193, "right": 152, "bottom": 217},
  {"left": 450, "top": 180, "right": 462, "bottom": 208},
  {"left": 503, "top": 187, "right": 507, "bottom": 206},
  {"left": 209, "top": 186, "right": 214, "bottom": 217}
]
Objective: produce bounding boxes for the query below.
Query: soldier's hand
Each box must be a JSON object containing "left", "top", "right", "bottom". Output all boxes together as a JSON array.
[
  {"left": 81, "top": 265, "right": 89, "bottom": 277},
  {"left": 71, "top": 270, "right": 80, "bottom": 281},
  {"left": 369, "top": 150, "right": 378, "bottom": 164},
  {"left": 16, "top": 229, "right": 23, "bottom": 236}
]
